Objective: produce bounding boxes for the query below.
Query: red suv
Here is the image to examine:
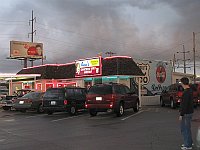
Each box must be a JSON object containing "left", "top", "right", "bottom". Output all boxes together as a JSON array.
[
  {"left": 160, "top": 83, "right": 199, "bottom": 108},
  {"left": 160, "top": 84, "right": 183, "bottom": 109},
  {"left": 85, "top": 83, "right": 139, "bottom": 117}
]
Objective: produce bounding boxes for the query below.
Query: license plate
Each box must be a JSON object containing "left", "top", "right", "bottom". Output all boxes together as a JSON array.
[
  {"left": 51, "top": 101, "right": 56, "bottom": 105},
  {"left": 96, "top": 97, "right": 102, "bottom": 101},
  {"left": 19, "top": 101, "right": 24, "bottom": 104}
]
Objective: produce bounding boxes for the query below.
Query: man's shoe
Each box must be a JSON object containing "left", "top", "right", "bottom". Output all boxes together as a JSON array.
[
  {"left": 181, "top": 144, "right": 194, "bottom": 147},
  {"left": 181, "top": 146, "right": 192, "bottom": 150}
]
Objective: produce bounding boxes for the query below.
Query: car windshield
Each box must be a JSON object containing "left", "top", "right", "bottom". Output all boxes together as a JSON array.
[
  {"left": 88, "top": 85, "right": 112, "bottom": 95},
  {"left": 44, "top": 89, "right": 64, "bottom": 97}
]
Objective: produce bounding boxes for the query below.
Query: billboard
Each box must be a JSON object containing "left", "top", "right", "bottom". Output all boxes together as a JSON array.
[
  {"left": 131, "top": 59, "right": 172, "bottom": 96},
  {"left": 75, "top": 57, "right": 102, "bottom": 77},
  {"left": 10, "top": 41, "right": 43, "bottom": 59}
]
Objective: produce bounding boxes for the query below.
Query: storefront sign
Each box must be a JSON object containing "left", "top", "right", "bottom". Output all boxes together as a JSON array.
[{"left": 75, "top": 57, "right": 102, "bottom": 77}]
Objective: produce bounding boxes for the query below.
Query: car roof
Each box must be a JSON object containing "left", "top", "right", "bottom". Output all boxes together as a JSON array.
[{"left": 47, "top": 87, "right": 86, "bottom": 90}]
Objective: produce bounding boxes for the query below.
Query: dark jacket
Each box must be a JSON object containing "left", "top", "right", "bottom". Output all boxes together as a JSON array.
[{"left": 180, "top": 88, "right": 194, "bottom": 116}]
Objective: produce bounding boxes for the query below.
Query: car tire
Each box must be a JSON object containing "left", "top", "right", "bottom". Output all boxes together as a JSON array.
[
  {"left": 194, "top": 103, "right": 197, "bottom": 109},
  {"left": 89, "top": 109, "right": 97, "bottom": 117},
  {"left": 47, "top": 111, "right": 53, "bottom": 115},
  {"left": 170, "top": 99, "right": 176, "bottom": 109},
  {"left": 69, "top": 105, "right": 77, "bottom": 116},
  {"left": 2, "top": 106, "right": 11, "bottom": 111},
  {"left": 160, "top": 97, "right": 165, "bottom": 107},
  {"left": 116, "top": 102, "right": 124, "bottom": 117},
  {"left": 37, "top": 104, "right": 44, "bottom": 114},
  {"left": 133, "top": 101, "right": 139, "bottom": 112}
]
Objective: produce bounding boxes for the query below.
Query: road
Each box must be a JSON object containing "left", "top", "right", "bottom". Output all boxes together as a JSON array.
[{"left": 0, "top": 106, "right": 199, "bottom": 150}]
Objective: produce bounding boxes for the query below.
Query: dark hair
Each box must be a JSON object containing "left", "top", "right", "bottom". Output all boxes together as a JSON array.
[
  {"left": 180, "top": 77, "right": 189, "bottom": 85},
  {"left": 36, "top": 44, "right": 42, "bottom": 49}
]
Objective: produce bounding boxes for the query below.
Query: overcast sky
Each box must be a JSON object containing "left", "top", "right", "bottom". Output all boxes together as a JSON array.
[{"left": 0, "top": 0, "right": 200, "bottom": 74}]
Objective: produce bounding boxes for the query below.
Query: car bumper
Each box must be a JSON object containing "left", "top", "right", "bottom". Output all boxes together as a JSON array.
[
  {"left": 85, "top": 103, "right": 115, "bottom": 110},
  {"left": 43, "top": 106, "right": 67, "bottom": 112},
  {"left": 13, "top": 104, "right": 32, "bottom": 109},
  {"left": 0, "top": 103, "right": 13, "bottom": 107}
]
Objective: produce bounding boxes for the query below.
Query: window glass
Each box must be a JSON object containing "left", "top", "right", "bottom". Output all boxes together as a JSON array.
[
  {"left": 74, "top": 89, "right": 83, "bottom": 96},
  {"left": 88, "top": 85, "right": 112, "bottom": 94},
  {"left": 119, "top": 86, "right": 127, "bottom": 95},
  {"left": 66, "top": 89, "right": 74, "bottom": 97},
  {"left": 178, "top": 85, "right": 184, "bottom": 92},
  {"left": 124, "top": 86, "right": 130, "bottom": 93},
  {"left": 113, "top": 85, "right": 121, "bottom": 94},
  {"left": 22, "top": 92, "right": 33, "bottom": 99},
  {"left": 44, "top": 89, "right": 64, "bottom": 98}
]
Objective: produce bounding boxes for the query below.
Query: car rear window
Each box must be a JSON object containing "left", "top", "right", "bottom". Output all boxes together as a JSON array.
[
  {"left": 88, "top": 85, "right": 112, "bottom": 95},
  {"left": 190, "top": 84, "right": 197, "bottom": 91},
  {"left": 178, "top": 85, "right": 184, "bottom": 92},
  {"left": 44, "top": 89, "right": 64, "bottom": 97}
]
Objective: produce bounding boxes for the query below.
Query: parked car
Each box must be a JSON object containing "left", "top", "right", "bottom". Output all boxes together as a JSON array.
[
  {"left": 13, "top": 92, "right": 45, "bottom": 113},
  {"left": 189, "top": 84, "right": 199, "bottom": 107},
  {"left": 160, "top": 84, "right": 184, "bottom": 109},
  {"left": 0, "top": 96, "right": 14, "bottom": 110},
  {"left": 43, "top": 87, "right": 86, "bottom": 115},
  {"left": 0, "top": 89, "right": 33, "bottom": 111},
  {"left": 160, "top": 83, "right": 199, "bottom": 109},
  {"left": 85, "top": 83, "right": 140, "bottom": 117},
  {"left": 0, "top": 86, "right": 9, "bottom": 100}
]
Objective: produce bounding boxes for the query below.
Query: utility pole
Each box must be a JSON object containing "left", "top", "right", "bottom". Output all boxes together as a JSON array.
[
  {"left": 193, "top": 32, "right": 196, "bottom": 83},
  {"left": 183, "top": 45, "right": 186, "bottom": 73},
  {"left": 105, "top": 51, "right": 116, "bottom": 57},
  {"left": 177, "top": 45, "right": 190, "bottom": 73},
  {"left": 173, "top": 53, "right": 176, "bottom": 72},
  {"left": 28, "top": 10, "right": 36, "bottom": 67}
]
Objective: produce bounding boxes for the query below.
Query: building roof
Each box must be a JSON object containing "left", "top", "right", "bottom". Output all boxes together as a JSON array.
[
  {"left": 102, "top": 56, "right": 144, "bottom": 76},
  {"left": 17, "top": 56, "right": 144, "bottom": 79},
  {"left": 17, "top": 64, "right": 75, "bottom": 79}
]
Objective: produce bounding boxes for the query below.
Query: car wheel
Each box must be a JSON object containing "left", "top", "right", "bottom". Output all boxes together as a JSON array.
[
  {"left": 170, "top": 99, "right": 176, "bottom": 109},
  {"left": 2, "top": 106, "right": 11, "bottom": 111},
  {"left": 89, "top": 109, "right": 97, "bottom": 117},
  {"left": 47, "top": 111, "right": 53, "bottom": 115},
  {"left": 194, "top": 103, "right": 197, "bottom": 109},
  {"left": 116, "top": 102, "right": 124, "bottom": 117},
  {"left": 160, "top": 97, "right": 165, "bottom": 107},
  {"left": 133, "top": 101, "right": 139, "bottom": 112},
  {"left": 37, "top": 104, "right": 44, "bottom": 113},
  {"left": 69, "top": 105, "right": 77, "bottom": 116}
]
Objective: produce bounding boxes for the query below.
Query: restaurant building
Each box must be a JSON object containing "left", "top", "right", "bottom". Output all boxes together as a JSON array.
[{"left": 15, "top": 56, "right": 144, "bottom": 94}]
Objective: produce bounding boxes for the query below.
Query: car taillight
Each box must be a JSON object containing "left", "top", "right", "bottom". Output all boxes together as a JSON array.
[
  {"left": 109, "top": 102, "right": 113, "bottom": 108},
  {"left": 27, "top": 100, "right": 32, "bottom": 103},
  {"left": 111, "top": 94, "right": 116, "bottom": 101},
  {"left": 85, "top": 102, "right": 88, "bottom": 108},
  {"left": 198, "top": 99, "right": 200, "bottom": 103},
  {"left": 177, "top": 99, "right": 181, "bottom": 103},
  {"left": 64, "top": 100, "right": 68, "bottom": 105}
]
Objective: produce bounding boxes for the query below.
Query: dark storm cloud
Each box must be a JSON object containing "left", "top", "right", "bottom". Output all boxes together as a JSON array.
[{"left": 0, "top": 0, "right": 200, "bottom": 73}]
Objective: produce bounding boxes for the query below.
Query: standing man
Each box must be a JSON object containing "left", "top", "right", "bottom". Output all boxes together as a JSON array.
[{"left": 179, "top": 77, "right": 194, "bottom": 150}]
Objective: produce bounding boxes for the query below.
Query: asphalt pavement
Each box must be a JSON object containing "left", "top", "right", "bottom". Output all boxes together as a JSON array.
[{"left": 0, "top": 106, "right": 199, "bottom": 150}]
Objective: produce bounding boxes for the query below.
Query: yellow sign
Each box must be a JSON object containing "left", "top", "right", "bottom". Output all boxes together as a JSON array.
[{"left": 90, "top": 59, "right": 99, "bottom": 67}]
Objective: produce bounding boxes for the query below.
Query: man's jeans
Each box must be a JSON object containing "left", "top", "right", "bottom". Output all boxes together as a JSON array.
[{"left": 180, "top": 114, "right": 193, "bottom": 147}]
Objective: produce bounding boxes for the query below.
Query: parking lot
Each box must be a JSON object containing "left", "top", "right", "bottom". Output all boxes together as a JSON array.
[{"left": 0, "top": 106, "right": 199, "bottom": 150}]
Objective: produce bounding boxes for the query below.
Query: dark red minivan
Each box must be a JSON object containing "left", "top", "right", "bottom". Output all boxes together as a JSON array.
[{"left": 85, "top": 83, "right": 140, "bottom": 117}]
